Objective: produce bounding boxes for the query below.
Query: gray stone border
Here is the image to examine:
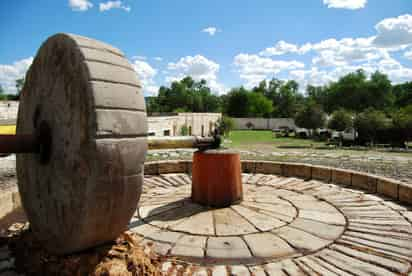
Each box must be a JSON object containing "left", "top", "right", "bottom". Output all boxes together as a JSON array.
[
  {"left": 144, "top": 160, "right": 412, "bottom": 206},
  {"left": 2, "top": 160, "right": 410, "bottom": 223}
]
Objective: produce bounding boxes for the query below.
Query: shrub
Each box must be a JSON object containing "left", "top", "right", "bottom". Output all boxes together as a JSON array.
[
  {"left": 354, "top": 108, "right": 390, "bottom": 145},
  {"left": 216, "top": 116, "right": 235, "bottom": 137},
  {"left": 328, "top": 109, "right": 353, "bottom": 131},
  {"left": 294, "top": 102, "right": 326, "bottom": 135}
]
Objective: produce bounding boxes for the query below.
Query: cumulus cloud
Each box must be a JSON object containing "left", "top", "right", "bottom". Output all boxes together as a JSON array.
[
  {"left": 154, "top": 57, "right": 163, "bottom": 62},
  {"left": 259, "top": 41, "right": 301, "bottom": 56},
  {"left": 68, "top": 0, "right": 93, "bottom": 11},
  {"left": 99, "top": 1, "right": 130, "bottom": 12},
  {"left": 0, "top": 57, "right": 33, "bottom": 94},
  {"left": 235, "top": 14, "right": 412, "bottom": 91},
  {"left": 323, "top": 0, "right": 367, "bottom": 10},
  {"left": 405, "top": 49, "right": 412, "bottom": 60},
  {"left": 167, "top": 55, "right": 225, "bottom": 94},
  {"left": 202, "top": 27, "right": 220, "bottom": 36},
  {"left": 233, "top": 54, "right": 304, "bottom": 88},
  {"left": 373, "top": 14, "right": 412, "bottom": 48},
  {"left": 130, "top": 59, "right": 158, "bottom": 96}
]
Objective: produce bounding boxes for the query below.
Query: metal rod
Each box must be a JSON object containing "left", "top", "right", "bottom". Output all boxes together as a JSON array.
[
  {"left": 148, "top": 136, "right": 220, "bottom": 150},
  {"left": 0, "top": 134, "right": 38, "bottom": 153},
  {"left": 0, "top": 134, "right": 221, "bottom": 154}
]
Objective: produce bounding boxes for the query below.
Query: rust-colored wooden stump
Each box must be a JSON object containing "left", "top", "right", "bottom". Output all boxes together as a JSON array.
[{"left": 192, "top": 149, "right": 243, "bottom": 207}]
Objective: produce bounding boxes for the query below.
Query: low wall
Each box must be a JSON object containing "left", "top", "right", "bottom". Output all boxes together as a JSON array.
[
  {"left": 2, "top": 160, "right": 411, "bottom": 227},
  {"left": 144, "top": 160, "right": 412, "bottom": 206},
  {"left": 232, "top": 118, "right": 296, "bottom": 130},
  {"left": 0, "top": 101, "right": 19, "bottom": 124}
]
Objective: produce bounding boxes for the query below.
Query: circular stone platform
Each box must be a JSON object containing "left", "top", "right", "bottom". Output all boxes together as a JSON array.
[{"left": 129, "top": 170, "right": 412, "bottom": 275}]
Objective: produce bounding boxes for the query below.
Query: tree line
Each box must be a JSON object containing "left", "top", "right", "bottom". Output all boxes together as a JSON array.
[
  {"left": 147, "top": 70, "right": 412, "bottom": 146},
  {"left": 0, "top": 78, "right": 24, "bottom": 101}
]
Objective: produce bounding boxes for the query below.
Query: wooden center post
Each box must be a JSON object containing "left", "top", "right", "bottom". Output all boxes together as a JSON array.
[{"left": 192, "top": 149, "right": 243, "bottom": 207}]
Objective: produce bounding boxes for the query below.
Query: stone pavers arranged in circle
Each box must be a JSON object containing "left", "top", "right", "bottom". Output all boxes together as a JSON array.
[{"left": 129, "top": 172, "right": 412, "bottom": 275}]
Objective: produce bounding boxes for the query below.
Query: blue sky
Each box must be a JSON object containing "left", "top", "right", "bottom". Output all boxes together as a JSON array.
[{"left": 1, "top": 0, "right": 412, "bottom": 95}]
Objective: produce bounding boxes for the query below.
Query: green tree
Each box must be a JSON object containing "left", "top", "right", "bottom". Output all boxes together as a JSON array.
[
  {"left": 248, "top": 92, "right": 273, "bottom": 117},
  {"left": 393, "top": 82, "right": 412, "bottom": 108},
  {"left": 216, "top": 116, "right": 234, "bottom": 137},
  {"left": 367, "top": 71, "right": 393, "bottom": 110},
  {"left": 354, "top": 108, "right": 389, "bottom": 145},
  {"left": 0, "top": 84, "right": 6, "bottom": 100},
  {"left": 392, "top": 105, "right": 412, "bottom": 146},
  {"left": 147, "top": 77, "right": 221, "bottom": 113},
  {"left": 225, "top": 87, "right": 250, "bottom": 117},
  {"left": 294, "top": 102, "right": 326, "bottom": 135},
  {"left": 15, "top": 78, "right": 25, "bottom": 95},
  {"left": 328, "top": 109, "right": 353, "bottom": 131}
]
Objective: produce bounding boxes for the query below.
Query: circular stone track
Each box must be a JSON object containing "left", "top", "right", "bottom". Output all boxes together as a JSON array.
[{"left": 128, "top": 172, "right": 412, "bottom": 275}]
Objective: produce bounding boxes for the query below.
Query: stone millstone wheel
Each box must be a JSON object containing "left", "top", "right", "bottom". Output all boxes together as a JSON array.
[{"left": 16, "top": 33, "right": 147, "bottom": 254}]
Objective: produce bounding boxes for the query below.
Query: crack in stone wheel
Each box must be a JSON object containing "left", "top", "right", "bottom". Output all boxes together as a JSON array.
[{"left": 16, "top": 33, "right": 147, "bottom": 254}]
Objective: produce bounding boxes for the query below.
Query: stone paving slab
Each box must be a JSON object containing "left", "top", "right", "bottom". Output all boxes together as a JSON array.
[{"left": 128, "top": 173, "right": 412, "bottom": 275}]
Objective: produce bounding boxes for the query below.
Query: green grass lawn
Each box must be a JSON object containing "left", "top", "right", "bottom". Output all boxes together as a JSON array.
[{"left": 223, "top": 130, "right": 327, "bottom": 149}]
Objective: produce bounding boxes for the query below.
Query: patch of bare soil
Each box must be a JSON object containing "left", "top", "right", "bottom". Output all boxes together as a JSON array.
[{"left": 2, "top": 224, "right": 162, "bottom": 276}]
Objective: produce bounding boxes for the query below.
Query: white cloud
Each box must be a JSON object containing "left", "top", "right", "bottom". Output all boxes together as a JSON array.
[
  {"left": 373, "top": 14, "right": 412, "bottom": 48},
  {"left": 233, "top": 54, "right": 304, "bottom": 88},
  {"left": 405, "top": 49, "right": 412, "bottom": 60},
  {"left": 132, "top": 56, "right": 146, "bottom": 61},
  {"left": 68, "top": 0, "right": 93, "bottom": 11},
  {"left": 130, "top": 60, "right": 158, "bottom": 96},
  {"left": 236, "top": 14, "right": 412, "bottom": 90},
  {"left": 154, "top": 57, "right": 163, "bottom": 62},
  {"left": 0, "top": 57, "right": 33, "bottom": 94},
  {"left": 259, "top": 41, "right": 300, "bottom": 56},
  {"left": 323, "top": 0, "right": 367, "bottom": 10},
  {"left": 167, "top": 55, "right": 225, "bottom": 94},
  {"left": 99, "top": 1, "right": 130, "bottom": 12},
  {"left": 202, "top": 27, "right": 220, "bottom": 36}
]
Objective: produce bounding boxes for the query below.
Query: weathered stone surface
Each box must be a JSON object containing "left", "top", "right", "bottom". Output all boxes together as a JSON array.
[
  {"left": 298, "top": 210, "right": 346, "bottom": 225},
  {"left": 134, "top": 170, "right": 412, "bottom": 270},
  {"left": 282, "top": 163, "right": 312, "bottom": 179},
  {"left": 214, "top": 208, "right": 256, "bottom": 236},
  {"left": 399, "top": 183, "right": 412, "bottom": 205},
  {"left": 317, "top": 248, "right": 397, "bottom": 276},
  {"left": 231, "top": 205, "right": 285, "bottom": 231},
  {"left": 264, "top": 260, "right": 303, "bottom": 276},
  {"left": 241, "top": 160, "right": 256, "bottom": 173},
  {"left": 274, "top": 226, "right": 331, "bottom": 252},
  {"left": 249, "top": 266, "right": 266, "bottom": 276},
  {"left": 141, "top": 239, "right": 172, "bottom": 256},
  {"left": 255, "top": 161, "right": 282, "bottom": 175},
  {"left": 330, "top": 244, "right": 410, "bottom": 274},
  {"left": 158, "top": 160, "right": 188, "bottom": 174},
  {"left": 241, "top": 201, "right": 296, "bottom": 222},
  {"left": 377, "top": 177, "right": 399, "bottom": 199},
  {"left": 144, "top": 162, "right": 158, "bottom": 175},
  {"left": 339, "top": 235, "right": 412, "bottom": 258},
  {"left": 16, "top": 33, "right": 147, "bottom": 254},
  {"left": 170, "top": 211, "right": 215, "bottom": 235},
  {"left": 289, "top": 217, "right": 344, "bottom": 240},
  {"left": 311, "top": 166, "right": 332, "bottom": 182},
  {"left": 206, "top": 237, "right": 252, "bottom": 259},
  {"left": 292, "top": 200, "right": 339, "bottom": 213},
  {"left": 244, "top": 233, "right": 296, "bottom": 258},
  {"left": 0, "top": 246, "right": 10, "bottom": 261},
  {"left": 230, "top": 265, "right": 250, "bottom": 276},
  {"left": 171, "top": 235, "right": 206, "bottom": 258}
]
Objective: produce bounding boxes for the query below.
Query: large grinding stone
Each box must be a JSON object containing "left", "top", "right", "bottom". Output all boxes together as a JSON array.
[{"left": 16, "top": 33, "right": 148, "bottom": 254}]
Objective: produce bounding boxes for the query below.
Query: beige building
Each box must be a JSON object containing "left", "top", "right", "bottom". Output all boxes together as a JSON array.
[
  {"left": 0, "top": 102, "right": 221, "bottom": 137},
  {"left": 148, "top": 113, "right": 222, "bottom": 137}
]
